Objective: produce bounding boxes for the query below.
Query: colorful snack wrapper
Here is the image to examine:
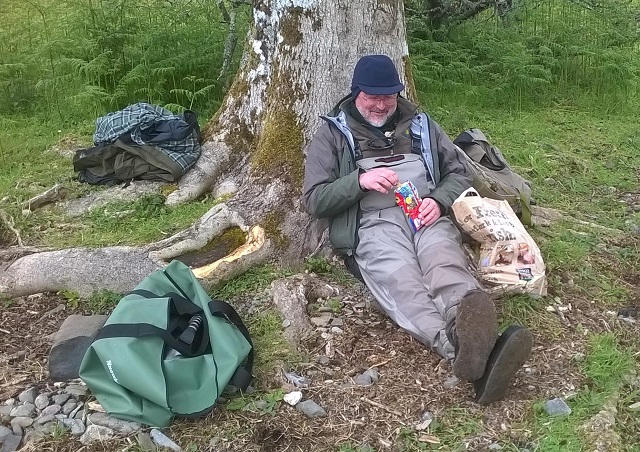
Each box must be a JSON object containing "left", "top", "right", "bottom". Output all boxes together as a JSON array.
[{"left": 395, "top": 181, "right": 423, "bottom": 232}]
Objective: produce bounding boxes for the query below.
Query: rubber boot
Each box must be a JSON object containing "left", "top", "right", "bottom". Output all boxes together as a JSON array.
[
  {"left": 474, "top": 325, "right": 533, "bottom": 405},
  {"left": 447, "top": 290, "right": 498, "bottom": 381}
]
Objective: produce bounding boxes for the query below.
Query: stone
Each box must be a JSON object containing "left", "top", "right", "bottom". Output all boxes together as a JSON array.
[
  {"left": 60, "top": 418, "right": 86, "bottom": 436},
  {"left": 136, "top": 432, "right": 158, "bottom": 452},
  {"left": 444, "top": 376, "right": 460, "bottom": 389},
  {"left": 34, "top": 394, "right": 50, "bottom": 410},
  {"left": 10, "top": 417, "right": 33, "bottom": 428},
  {"left": 24, "top": 423, "right": 58, "bottom": 443},
  {"left": 62, "top": 401, "right": 77, "bottom": 415},
  {"left": 35, "top": 415, "right": 56, "bottom": 425},
  {"left": 9, "top": 425, "right": 21, "bottom": 437},
  {"left": 415, "top": 411, "right": 434, "bottom": 431},
  {"left": 9, "top": 403, "right": 35, "bottom": 418},
  {"left": 69, "top": 402, "right": 84, "bottom": 419},
  {"left": 283, "top": 391, "right": 303, "bottom": 406},
  {"left": 310, "top": 316, "right": 332, "bottom": 327},
  {"left": 544, "top": 398, "right": 572, "bottom": 416},
  {"left": 52, "top": 393, "right": 71, "bottom": 406},
  {"left": 284, "top": 372, "right": 311, "bottom": 388},
  {"left": 40, "top": 404, "right": 61, "bottom": 416},
  {"left": 65, "top": 384, "right": 89, "bottom": 398},
  {"left": 87, "top": 401, "right": 105, "bottom": 412},
  {"left": 0, "top": 426, "right": 11, "bottom": 441},
  {"left": 79, "top": 424, "right": 114, "bottom": 445},
  {"left": 17, "top": 388, "right": 37, "bottom": 405},
  {"left": 628, "top": 401, "right": 640, "bottom": 411},
  {"left": 150, "top": 429, "right": 182, "bottom": 451},
  {"left": 136, "top": 431, "right": 157, "bottom": 451},
  {"left": 296, "top": 400, "right": 327, "bottom": 418},
  {"left": 0, "top": 434, "right": 22, "bottom": 452},
  {"left": 49, "top": 315, "right": 108, "bottom": 380},
  {"left": 363, "top": 367, "right": 380, "bottom": 383},
  {"left": 0, "top": 406, "right": 12, "bottom": 417},
  {"left": 353, "top": 373, "right": 373, "bottom": 386},
  {"left": 88, "top": 412, "right": 141, "bottom": 434}
]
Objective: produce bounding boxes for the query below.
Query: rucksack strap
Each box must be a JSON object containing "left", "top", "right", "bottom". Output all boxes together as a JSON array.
[
  {"left": 95, "top": 304, "right": 210, "bottom": 358},
  {"left": 208, "top": 300, "right": 254, "bottom": 391},
  {"left": 518, "top": 190, "right": 532, "bottom": 226},
  {"left": 454, "top": 129, "right": 506, "bottom": 171},
  {"left": 409, "top": 113, "right": 434, "bottom": 182}
]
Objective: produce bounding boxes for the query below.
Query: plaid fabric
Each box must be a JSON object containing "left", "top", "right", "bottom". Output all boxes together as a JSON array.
[{"left": 94, "top": 103, "right": 200, "bottom": 172}]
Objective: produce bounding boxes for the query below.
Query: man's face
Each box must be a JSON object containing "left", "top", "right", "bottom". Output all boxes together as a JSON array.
[{"left": 354, "top": 92, "right": 398, "bottom": 127}]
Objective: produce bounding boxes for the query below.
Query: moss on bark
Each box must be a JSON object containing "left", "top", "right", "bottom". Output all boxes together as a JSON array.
[{"left": 251, "top": 109, "right": 304, "bottom": 188}]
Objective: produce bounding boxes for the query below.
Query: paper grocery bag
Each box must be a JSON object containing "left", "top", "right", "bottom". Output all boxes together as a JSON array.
[{"left": 451, "top": 188, "right": 547, "bottom": 297}]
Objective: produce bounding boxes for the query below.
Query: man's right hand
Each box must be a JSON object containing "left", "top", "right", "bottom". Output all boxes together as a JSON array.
[{"left": 358, "top": 168, "right": 399, "bottom": 193}]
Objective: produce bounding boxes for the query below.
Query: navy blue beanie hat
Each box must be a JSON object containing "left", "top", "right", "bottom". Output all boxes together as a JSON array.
[{"left": 351, "top": 54, "right": 405, "bottom": 99}]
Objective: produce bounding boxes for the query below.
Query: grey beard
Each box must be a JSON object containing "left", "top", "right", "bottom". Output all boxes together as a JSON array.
[{"left": 356, "top": 105, "right": 397, "bottom": 128}]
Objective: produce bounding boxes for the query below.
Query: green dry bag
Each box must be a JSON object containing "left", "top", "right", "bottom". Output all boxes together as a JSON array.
[{"left": 79, "top": 260, "right": 253, "bottom": 427}]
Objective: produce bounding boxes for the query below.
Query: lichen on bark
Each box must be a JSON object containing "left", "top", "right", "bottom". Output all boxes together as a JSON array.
[{"left": 262, "top": 210, "right": 290, "bottom": 250}]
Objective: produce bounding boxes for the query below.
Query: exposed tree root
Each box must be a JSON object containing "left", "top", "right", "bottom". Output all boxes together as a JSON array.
[
  {"left": 148, "top": 203, "right": 247, "bottom": 259},
  {"left": 166, "top": 139, "right": 231, "bottom": 206},
  {"left": 193, "top": 225, "right": 271, "bottom": 286},
  {"left": 62, "top": 181, "right": 165, "bottom": 217},
  {"left": 0, "top": 209, "right": 23, "bottom": 247},
  {"left": 0, "top": 204, "right": 269, "bottom": 299},
  {"left": 22, "top": 183, "right": 68, "bottom": 212},
  {"left": 269, "top": 274, "right": 339, "bottom": 345}
]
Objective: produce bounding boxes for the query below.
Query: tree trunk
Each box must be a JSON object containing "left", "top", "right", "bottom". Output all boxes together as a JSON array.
[
  {"left": 0, "top": 0, "right": 411, "bottom": 298},
  {"left": 168, "top": 0, "right": 412, "bottom": 259}
]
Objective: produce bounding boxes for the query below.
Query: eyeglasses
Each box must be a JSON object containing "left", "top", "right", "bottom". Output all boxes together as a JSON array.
[{"left": 360, "top": 93, "right": 398, "bottom": 105}]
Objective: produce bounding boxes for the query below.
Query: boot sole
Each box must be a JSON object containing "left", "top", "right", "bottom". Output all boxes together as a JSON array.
[
  {"left": 452, "top": 290, "right": 498, "bottom": 381},
  {"left": 474, "top": 325, "right": 533, "bottom": 405}
]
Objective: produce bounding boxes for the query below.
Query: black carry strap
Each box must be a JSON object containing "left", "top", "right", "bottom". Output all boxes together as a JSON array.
[
  {"left": 208, "top": 300, "right": 255, "bottom": 390},
  {"left": 97, "top": 291, "right": 210, "bottom": 357}
]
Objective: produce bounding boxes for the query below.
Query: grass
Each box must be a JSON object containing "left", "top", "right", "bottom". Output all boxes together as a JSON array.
[
  {"left": 33, "top": 193, "right": 218, "bottom": 248},
  {"left": 530, "top": 333, "right": 635, "bottom": 451},
  {"left": 2, "top": 0, "right": 640, "bottom": 450}
]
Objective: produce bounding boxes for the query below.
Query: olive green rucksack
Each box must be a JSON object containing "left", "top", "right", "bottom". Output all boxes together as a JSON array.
[
  {"left": 79, "top": 260, "right": 254, "bottom": 427},
  {"left": 454, "top": 128, "right": 533, "bottom": 225}
]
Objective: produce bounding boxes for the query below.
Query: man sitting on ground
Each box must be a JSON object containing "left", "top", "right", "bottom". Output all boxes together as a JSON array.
[{"left": 302, "top": 54, "right": 533, "bottom": 404}]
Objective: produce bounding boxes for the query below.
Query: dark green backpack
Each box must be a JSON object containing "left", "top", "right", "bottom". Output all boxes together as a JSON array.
[
  {"left": 79, "top": 260, "right": 253, "bottom": 427},
  {"left": 454, "top": 128, "right": 533, "bottom": 225}
]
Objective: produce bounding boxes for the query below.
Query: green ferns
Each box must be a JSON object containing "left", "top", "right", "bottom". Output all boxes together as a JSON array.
[
  {"left": 0, "top": 0, "right": 249, "bottom": 122},
  {"left": 408, "top": 0, "right": 640, "bottom": 113}
]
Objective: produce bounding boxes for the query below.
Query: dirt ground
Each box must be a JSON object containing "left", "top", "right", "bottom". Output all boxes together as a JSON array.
[{"left": 1, "top": 272, "right": 637, "bottom": 452}]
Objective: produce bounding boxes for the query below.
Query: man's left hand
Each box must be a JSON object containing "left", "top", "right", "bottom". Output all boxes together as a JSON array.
[{"left": 418, "top": 197, "right": 441, "bottom": 227}]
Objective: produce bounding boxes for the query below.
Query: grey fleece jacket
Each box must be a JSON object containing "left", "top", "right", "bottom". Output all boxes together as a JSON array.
[{"left": 302, "top": 97, "right": 472, "bottom": 255}]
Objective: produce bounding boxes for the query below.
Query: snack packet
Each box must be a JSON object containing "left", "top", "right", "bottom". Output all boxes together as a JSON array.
[{"left": 395, "top": 181, "right": 422, "bottom": 232}]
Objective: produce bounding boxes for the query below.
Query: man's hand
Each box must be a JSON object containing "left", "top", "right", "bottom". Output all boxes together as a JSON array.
[
  {"left": 358, "top": 168, "right": 398, "bottom": 193},
  {"left": 418, "top": 197, "right": 442, "bottom": 227}
]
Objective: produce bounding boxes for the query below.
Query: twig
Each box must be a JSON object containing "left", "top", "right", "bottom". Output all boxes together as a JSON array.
[
  {"left": 367, "top": 358, "right": 393, "bottom": 369},
  {"left": 0, "top": 328, "right": 10, "bottom": 334},
  {"left": 0, "top": 376, "right": 28, "bottom": 388},
  {"left": 0, "top": 209, "right": 23, "bottom": 246},
  {"left": 361, "top": 396, "right": 403, "bottom": 417}
]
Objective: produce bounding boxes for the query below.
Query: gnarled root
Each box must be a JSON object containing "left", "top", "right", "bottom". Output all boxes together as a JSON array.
[{"left": 0, "top": 203, "right": 271, "bottom": 299}]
